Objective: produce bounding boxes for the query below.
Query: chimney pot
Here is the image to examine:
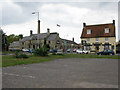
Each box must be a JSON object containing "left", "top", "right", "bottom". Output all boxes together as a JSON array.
[
  {"left": 113, "top": 20, "right": 115, "bottom": 25},
  {"left": 72, "top": 37, "right": 74, "bottom": 42},
  {"left": 47, "top": 28, "right": 50, "bottom": 35}
]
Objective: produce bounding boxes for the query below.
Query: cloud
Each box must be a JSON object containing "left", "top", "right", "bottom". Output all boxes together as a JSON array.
[
  {"left": 2, "top": 0, "right": 23, "bottom": 25},
  {"left": 39, "top": 4, "right": 90, "bottom": 26},
  {"left": 1, "top": 1, "right": 119, "bottom": 43}
]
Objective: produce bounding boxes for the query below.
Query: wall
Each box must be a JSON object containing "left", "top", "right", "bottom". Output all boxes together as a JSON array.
[{"left": 81, "top": 37, "right": 116, "bottom": 53}]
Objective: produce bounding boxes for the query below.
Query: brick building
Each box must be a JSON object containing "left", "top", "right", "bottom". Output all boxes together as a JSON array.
[{"left": 81, "top": 20, "right": 116, "bottom": 53}]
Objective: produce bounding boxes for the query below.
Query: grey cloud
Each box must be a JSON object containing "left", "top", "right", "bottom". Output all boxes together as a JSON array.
[{"left": 2, "top": 2, "right": 117, "bottom": 25}]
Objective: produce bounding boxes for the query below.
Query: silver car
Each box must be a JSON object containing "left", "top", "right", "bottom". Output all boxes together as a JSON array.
[{"left": 56, "top": 49, "right": 63, "bottom": 55}]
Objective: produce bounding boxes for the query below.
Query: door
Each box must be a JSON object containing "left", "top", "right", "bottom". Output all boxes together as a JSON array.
[{"left": 95, "top": 46, "right": 99, "bottom": 53}]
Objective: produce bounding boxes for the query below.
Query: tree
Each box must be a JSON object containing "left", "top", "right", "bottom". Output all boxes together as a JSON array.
[
  {"left": 18, "top": 34, "right": 23, "bottom": 39},
  {"left": 6, "top": 34, "right": 23, "bottom": 50},
  {"left": 0, "top": 29, "right": 7, "bottom": 51}
]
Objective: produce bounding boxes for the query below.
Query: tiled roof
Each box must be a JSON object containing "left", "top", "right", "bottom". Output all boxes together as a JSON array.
[
  {"left": 47, "top": 33, "right": 58, "bottom": 41},
  {"left": 61, "top": 38, "right": 78, "bottom": 44},
  {"left": 20, "top": 33, "right": 58, "bottom": 42},
  {"left": 81, "top": 23, "right": 115, "bottom": 38},
  {"left": 9, "top": 41, "right": 20, "bottom": 47},
  {"left": 35, "top": 33, "right": 48, "bottom": 40}
]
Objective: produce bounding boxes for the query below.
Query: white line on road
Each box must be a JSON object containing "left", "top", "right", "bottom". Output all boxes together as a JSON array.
[{"left": 3, "top": 73, "right": 35, "bottom": 78}]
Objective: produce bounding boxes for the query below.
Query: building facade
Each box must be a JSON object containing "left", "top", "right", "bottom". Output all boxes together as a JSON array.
[
  {"left": 9, "top": 41, "right": 20, "bottom": 51},
  {"left": 12, "top": 28, "right": 78, "bottom": 51},
  {"left": 81, "top": 20, "right": 116, "bottom": 53}
]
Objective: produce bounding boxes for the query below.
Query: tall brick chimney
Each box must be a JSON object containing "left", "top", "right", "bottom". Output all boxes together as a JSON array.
[
  {"left": 38, "top": 20, "right": 40, "bottom": 34},
  {"left": 72, "top": 37, "right": 74, "bottom": 42},
  {"left": 47, "top": 28, "right": 50, "bottom": 35},
  {"left": 113, "top": 20, "right": 115, "bottom": 25},
  {"left": 30, "top": 30, "right": 33, "bottom": 36},
  {"left": 83, "top": 23, "right": 86, "bottom": 27}
]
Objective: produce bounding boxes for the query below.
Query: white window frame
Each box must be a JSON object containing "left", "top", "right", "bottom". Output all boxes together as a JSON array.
[
  {"left": 87, "top": 29, "right": 91, "bottom": 34},
  {"left": 105, "top": 28, "right": 109, "bottom": 33}
]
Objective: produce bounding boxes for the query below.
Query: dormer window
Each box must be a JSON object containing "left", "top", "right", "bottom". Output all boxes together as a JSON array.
[
  {"left": 87, "top": 30, "right": 91, "bottom": 34},
  {"left": 105, "top": 28, "right": 109, "bottom": 33}
]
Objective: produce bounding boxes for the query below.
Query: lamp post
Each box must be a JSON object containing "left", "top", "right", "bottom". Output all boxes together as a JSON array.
[
  {"left": 32, "top": 12, "right": 40, "bottom": 49},
  {"left": 71, "top": 44, "right": 74, "bottom": 54},
  {"left": 64, "top": 35, "right": 68, "bottom": 53}
]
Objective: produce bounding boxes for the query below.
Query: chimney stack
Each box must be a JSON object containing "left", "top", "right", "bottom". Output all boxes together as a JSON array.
[
  {"left": 38, "top": 20, "right": 40, "bottom": 34},
  {"left": 72, "top": 37, "right": 74, "bottom": 42},
  {"left": 83, "top": 23, "right": 86, "bottom": 27},
  {"left": 47, "top": 28, "right": 50, "bottom": 35},
  {"left": 113, "top": 20, "right": 115, "bottom": 25},
  {"left": 30, "top": 30, "right": 33, "bottom": 36}
]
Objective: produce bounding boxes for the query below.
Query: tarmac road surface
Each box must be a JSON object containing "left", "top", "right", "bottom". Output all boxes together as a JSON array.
[{"left": 2, "top": 58, "right": 118, "bottom": 88}]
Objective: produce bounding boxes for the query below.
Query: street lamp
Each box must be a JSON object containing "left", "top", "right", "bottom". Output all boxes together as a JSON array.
[
  {"left": 64, "top": 35, "right": 68, "bottom": 53},
  {"left": 32, "top": 12, "right": 40, "bottom": 49}
]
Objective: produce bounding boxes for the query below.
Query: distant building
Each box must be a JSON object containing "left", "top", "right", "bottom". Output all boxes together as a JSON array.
[
  {"left": 81, "top": 20, "right": 116, "bottom": 53},
  {"left": 15, "top": 28, "right": 78, "bottom": 50},
  {"left": 9, "top": 41, "right": 20, "bottom": 51},
  {"left": 116, "top": 41, "right": 120, "bottom": 54},
  {"left": 0, "top": 27, "right": 7, "bottom": 51}
]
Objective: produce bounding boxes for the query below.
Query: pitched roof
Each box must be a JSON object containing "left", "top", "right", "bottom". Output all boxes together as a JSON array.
[
  {"left": 61, "top": 38, "right": 78, "bottom": 45},
  {"left": 36, "top": 33, "right": 48, "bottom": 40},
  {"left": 47, "top": 33, "right": 58, "bottom": 41},
  {"left": 9, "top": 41, "right": 20, "bottom": 47},
  {"left": 20, "top": 32, "right": 58, "bottom": 42},
  {"left": 81, "top": 23, "right": 115, "bottom": 38}
]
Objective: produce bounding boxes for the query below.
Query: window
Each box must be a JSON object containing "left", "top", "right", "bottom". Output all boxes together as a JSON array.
[
  {"left": 105, "top": 28, "right": 109, "bottom": 33},
  {"left": 112, "top": 45, "right": 114, "bottom": 50},
  {"left": 85, "top": 46, "right": 91, "bottom": 50},
  {"left": 56, "top": 40, "right": 60, "bottom": 44},
  {"left": 105, "top": 38, "right": 109, "bottom": 42},
  {"left": 96, "top": 38, "right": 99, "bottom": 42},
  {"left": 87, "top": 38, "right": 90, "bottom": 43},
  {"left": 48, "top": 41, "right": 50, "bottom": 44},
  {"left": 104, "top": 45, "right": 109, "bottom": 50},
  {"left": 81, "top": 40, "right": 86, "bottom": 45},
  {"left": 87, "top": 30, "right": 91, "bottom": 34}
]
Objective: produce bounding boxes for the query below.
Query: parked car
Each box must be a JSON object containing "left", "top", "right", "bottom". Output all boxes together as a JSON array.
[
  {"left": 67, "top": 49, "right": 71, "bottom": 53},
  {"left": 76, "top": 49, "right": 83, "bottom": 54},
  {"left": 82, "top": 50, "right": 89, "bottom": 54},
  {"left": 73, "top": 49, "right": 77, "bottom": 52},
  {"left": 56, "top": 49, "right": 63, "bottom": 55},
  {"left": 97, "top": 50, "right": 115, "bottom": 55},
  {"left": 22, "top": 49, "right": 29, "bottom": 52},
  {"left": 49, "top": 49, "right": 57, "bottom": 53},
  {"left": 76, "top": 49, "right": 88, "bottom": 54}
]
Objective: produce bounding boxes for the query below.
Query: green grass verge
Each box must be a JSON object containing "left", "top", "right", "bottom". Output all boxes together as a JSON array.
[{"left": 2, "top": 54, "right": 119, "bottom": 67}]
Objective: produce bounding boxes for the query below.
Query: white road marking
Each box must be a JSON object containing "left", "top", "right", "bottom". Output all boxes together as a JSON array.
[{"left": 3, "top": 73, "right": 35, "bottom": 78}]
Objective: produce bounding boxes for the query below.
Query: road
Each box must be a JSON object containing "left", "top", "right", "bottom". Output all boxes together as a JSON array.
[{"left": 2, "top": 58, "right": 118, "bottom": 88}]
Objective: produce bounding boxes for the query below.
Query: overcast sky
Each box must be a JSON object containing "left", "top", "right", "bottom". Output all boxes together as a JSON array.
[{"left": 0, "top": 0, "right": 119, "bottom": 43}]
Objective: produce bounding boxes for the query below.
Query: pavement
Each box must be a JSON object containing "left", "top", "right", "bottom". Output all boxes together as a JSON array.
[{"left": 2, "top": 58, "right": 118, "bottom": 88}]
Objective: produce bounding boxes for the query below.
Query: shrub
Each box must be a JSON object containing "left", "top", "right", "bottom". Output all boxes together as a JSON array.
[
  {"left": 34, "top": 46, "right": 48, "bottom": 56},
  {"left": 52, "top": 52, "right": 56, "bottom": 55},
  {"left": 15, "top": 51, "right": 28, "bottom": 59}
]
